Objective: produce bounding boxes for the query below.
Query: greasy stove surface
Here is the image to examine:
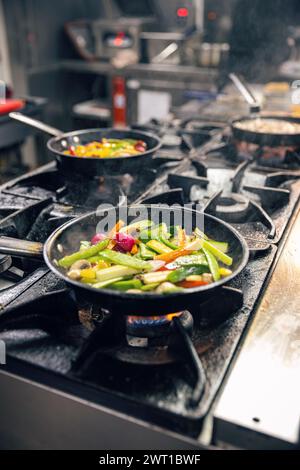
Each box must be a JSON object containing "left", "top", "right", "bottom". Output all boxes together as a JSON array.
[
  {"left": 0, "top": 249, "right": 276, "bottom": 435},
  {"left": 0, "top": 122, "right": 300, "bottom": 438}
]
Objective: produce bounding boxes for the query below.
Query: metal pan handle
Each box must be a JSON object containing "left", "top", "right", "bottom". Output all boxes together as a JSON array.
[
  {"left": 229, "top": 73, "right": 260, "bottom": 113},
  {"left": 0, "top": 236, "right": 44, "bottom": 259},
  {"left": 9, "top": 112, "right": 64, "bottom": 137}
]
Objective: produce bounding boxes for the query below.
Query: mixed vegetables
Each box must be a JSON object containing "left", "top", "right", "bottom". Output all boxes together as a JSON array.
[
  {"left": 64, "top": 138, "right": 147, "bottom": 158},
  {"left": 57, "top": 220, "right": 233, "bottom": 294},
  {"left": 235, "top": 118, "right": 300, "bottom": 135}
]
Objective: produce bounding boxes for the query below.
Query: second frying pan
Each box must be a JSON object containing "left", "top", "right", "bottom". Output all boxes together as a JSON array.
[
  {"left": 232, "top": 115, "right": 300, "bottom": 147},
  {"left": 9, "top": 112, "right": 161, "bottom": 176},
  {"left": 229, "top": 73, "right": 300, "bottom": 147}
]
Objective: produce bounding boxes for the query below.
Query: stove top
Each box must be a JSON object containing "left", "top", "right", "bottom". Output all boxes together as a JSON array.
[{"left": 0, "top": 119, "right": 300, "bottom": 449}]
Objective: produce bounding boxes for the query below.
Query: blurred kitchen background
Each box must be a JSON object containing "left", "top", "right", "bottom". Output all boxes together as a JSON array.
[{"left": 1, "top": 0, "right": 300, "bottom": 181}]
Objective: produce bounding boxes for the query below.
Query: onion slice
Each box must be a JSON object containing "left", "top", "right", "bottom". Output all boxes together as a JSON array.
[{"left": 148, "top": 260, "right": 166, "bottom": 272}]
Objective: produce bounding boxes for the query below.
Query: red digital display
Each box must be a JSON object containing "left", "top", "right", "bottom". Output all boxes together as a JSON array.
[
  {"left": 114, "top": 31, "right": 125, "bottom": 46},
  {"left": 113, "top": 36, "right": 124, "bottom": 46},
  {"left": 104, "top": 31, "right": 132, "bottom": 49},
  {"left": 177, "top": 7, "right": 189, "bottom": 18}
]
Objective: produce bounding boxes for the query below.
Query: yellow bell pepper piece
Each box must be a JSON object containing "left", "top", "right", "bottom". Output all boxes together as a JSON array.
[
  {"left": 80, "top": 268, "right": 96, "bottom": 280},
  {"left": 96, "top": 260, "right": 110, "bottom": 269},
  {"left": 219, "top": 267, "right": 232, "bottom": 277}
]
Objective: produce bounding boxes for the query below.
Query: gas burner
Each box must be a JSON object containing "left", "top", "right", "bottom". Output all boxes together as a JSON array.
[
  {"left": 72, "top": 287, "right": 244, "bottom": 372},
  {"left": 180, "top": 118, "right": 225, "bottom": 149},
  {"left": 102, "top": 315, "right": 203, "bottom": 368},
  {"left": 73, "top": 308, "right": 207, "bottom": 404},
  {"left": 59, "top": 174, "right": 127, "bottom": 208},
  {"left": 75, "top": 307, "right": 195, "bottom": 364},
  {"left": 234, "top": 139, "right": 300, "bottom": 169},
  {"left": 204, "top": 190, "right": 276, "bottom": 241},
  {"left": 211, "top": 193, "right": 249, "bottom": 223},
  {"left": 126, "top": 311, "right": 193, "bottom": 342}
]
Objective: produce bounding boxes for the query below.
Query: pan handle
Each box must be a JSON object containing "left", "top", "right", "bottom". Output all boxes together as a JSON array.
[
  {"left": 229, "top": 73, "right": 260, "bottom": 113},
  {"left": 0, "top": 236, "right": 44, "bottom": 259},
  {"left": 9, "top": 112, "right": 63, "bottom": 137}
]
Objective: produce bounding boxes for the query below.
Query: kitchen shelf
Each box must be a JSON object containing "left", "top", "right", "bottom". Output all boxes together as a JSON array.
[{"left": 60, "top": 60, "right": 219, "bottom": 83}]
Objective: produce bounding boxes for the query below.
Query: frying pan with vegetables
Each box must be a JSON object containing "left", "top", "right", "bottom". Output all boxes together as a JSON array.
[
  {"left": 232, "top": 115, "right": 300, "bottom": 147},
  {"left": 229, "top": 73, "right": 300, "bottom": 147},
  {"left": 9, "top": 112, "right": 161, "bottom": 176},
  {"left": 0, "top": 205, "right": 249, "bottom": 316}
]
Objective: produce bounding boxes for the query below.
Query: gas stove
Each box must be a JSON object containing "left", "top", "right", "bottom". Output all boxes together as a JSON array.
[{"left": 0, "top": 120, "right": 300, "bottom": 450}]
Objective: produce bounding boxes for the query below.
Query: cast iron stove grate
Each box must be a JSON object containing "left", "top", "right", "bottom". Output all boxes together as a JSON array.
[{"left": 141, "top": 135, "right": 300, "bottom": 251}]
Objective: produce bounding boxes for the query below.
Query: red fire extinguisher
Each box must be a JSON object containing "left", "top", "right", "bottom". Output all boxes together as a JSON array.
[{"left": 112, "top": 76, "right": 127, "bottom": 128}]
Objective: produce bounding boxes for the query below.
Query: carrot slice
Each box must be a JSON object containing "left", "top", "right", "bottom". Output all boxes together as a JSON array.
[
  {"left": 107, "top": 240, "right": 116, "bottom": 250},
  {"left": 178, "top": 280, "right": 208, "bottom": 288},
  {"left": 154, "top": 248, "right": 194, "bottom": 263},
  {"left": 178, "top": 228, "right": 186, "bottom": 247},
  {"left": 131, "top": 244, "right": 138, "bottom": 255}
]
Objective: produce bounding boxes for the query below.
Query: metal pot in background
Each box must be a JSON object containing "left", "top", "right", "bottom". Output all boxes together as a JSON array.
[{"left": 140, "top": 30, "right": 202, "bottom": 66}]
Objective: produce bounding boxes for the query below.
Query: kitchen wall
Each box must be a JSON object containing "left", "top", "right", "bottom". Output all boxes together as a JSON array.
[
  {"left": 1, "top": 0, "right": 112, "bottom": 165},
  {"left": 0, "top": 0, "right": 11, "bottom": 85},
  {"left": 1, "top": 0, "right": 110, "bottom": 118}
]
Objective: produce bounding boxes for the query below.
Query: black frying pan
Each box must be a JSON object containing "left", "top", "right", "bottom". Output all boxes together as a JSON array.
[
  {"left": 232, "top": 115, "right": 300, "bottom": 147},
  {"left": 229, "top": 73, "right": 300, "bottom": 147},
  {"left": 0, "top": 205, "right": 249, "bottom": 316},
  {"left": 9, "top": 112, "right": 161, "bottom": 176}
]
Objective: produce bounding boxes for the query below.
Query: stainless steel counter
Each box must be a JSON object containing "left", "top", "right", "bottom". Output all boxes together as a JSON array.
[{"left": 214, "top": 203, "right": 300, "bottom": 449}]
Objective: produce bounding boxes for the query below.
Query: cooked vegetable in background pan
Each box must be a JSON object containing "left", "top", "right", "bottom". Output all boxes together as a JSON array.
[
  {"left": 58, "top": 219, "right": 233, "bottom": 294},
  {"left": 234, "top": 118, "right": 300, "bottom": 135},
  {"left": 64, "top": 138, "right": 147, "bottom": 158}
]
